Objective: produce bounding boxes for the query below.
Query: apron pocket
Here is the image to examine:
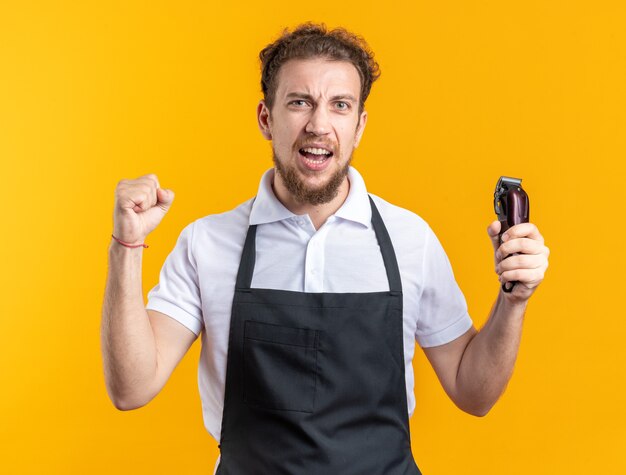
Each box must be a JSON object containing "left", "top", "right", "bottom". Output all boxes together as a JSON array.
[{"left": 243, "top": 320, "right": 319, "bottom": 413}]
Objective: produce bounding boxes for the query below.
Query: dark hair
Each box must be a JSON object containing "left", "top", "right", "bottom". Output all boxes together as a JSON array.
[{"left": 259, "top": 22, "right": 381, "bottom": 114}]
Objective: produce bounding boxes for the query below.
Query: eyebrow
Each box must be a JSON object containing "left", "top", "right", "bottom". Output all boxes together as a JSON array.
[{"left": 285, "top": 92, "right": 358, "bottom": 103}]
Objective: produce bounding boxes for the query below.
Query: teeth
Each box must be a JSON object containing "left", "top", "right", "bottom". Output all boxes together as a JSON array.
[
  {"left": 302, "top": 147, "right": 331, "bottom": 155},
  {"left": 304, "top": 157, "right": 326, "bottom": 164}
]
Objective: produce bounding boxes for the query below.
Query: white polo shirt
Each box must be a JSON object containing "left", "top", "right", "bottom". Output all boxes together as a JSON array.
[{"left": 146, "top": 166, "right": 473, "bottom": 443}]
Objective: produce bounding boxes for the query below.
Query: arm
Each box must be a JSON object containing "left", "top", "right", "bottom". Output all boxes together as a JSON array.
[
  {"left": 423, "top": 221, "right": 549, "bottom": 417},
  {"left": 101, "top": 241, "right": 197, "bottom": 411},
  {"left": 100, "top": 174, "right": 197, "bottom": 410}
]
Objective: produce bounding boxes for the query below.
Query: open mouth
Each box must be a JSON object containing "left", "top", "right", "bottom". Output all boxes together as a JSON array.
[{"left": 298, "top": 147, "right": 334, "bottom": 169}]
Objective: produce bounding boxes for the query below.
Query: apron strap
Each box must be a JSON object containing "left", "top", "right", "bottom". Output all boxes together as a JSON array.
[
  {"left": 369, "top": 195, "right": 403, "bottom": 294},
  {"left": 235, "top": 196, "right": 403, "bottom": 293},
  {"left": 235, "top": 224, "right": 258, "bottom": 290}
]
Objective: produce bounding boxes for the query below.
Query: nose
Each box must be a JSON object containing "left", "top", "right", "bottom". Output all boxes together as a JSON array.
[{"left": 305, "top": 106, "right": 331, "bottom": 136}]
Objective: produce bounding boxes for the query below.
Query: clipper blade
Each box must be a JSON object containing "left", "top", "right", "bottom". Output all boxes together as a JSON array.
[{"left": 494, "top": 176, "right": 523, "bottom": 218}]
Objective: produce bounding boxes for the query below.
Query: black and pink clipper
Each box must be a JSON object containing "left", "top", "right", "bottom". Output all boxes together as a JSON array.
[{"left": 494, "top": 176, "right": 530, "bottom": 293}]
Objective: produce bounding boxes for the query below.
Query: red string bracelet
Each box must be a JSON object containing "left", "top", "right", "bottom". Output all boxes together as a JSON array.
[{"left": 111, "top": 234, "right": 149, "bottom": 248}]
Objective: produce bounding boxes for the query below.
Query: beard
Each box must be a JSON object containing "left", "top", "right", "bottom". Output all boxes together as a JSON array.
[{"left": 272, "top": 149, "right": 352, "bottom": 206}]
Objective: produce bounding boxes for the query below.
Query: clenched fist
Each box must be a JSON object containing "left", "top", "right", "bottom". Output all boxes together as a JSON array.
[{"left": 112, "top": 174, "right": 174, "bottom": 246}]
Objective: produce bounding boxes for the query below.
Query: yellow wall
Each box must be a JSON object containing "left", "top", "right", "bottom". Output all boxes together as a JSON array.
[{"left": 1, "top": 1, "right": 624, "bottom": 473}]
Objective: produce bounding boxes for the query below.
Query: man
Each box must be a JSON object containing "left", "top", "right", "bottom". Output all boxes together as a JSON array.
[{"left": 101, "top": 23, "right": 550, "bottom": 474}]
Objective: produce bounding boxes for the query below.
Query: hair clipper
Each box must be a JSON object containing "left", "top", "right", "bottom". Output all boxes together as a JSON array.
[{"left": 494, "top": 176, "right": 529, "bottom": 293}]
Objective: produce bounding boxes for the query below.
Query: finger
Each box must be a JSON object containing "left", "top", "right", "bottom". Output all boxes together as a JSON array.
[
  {"left": 137, "top": 175, "right": 159, "bottom": 206},
  {"left": 136, "top": 173, "right": 160, "bottom": 190},
  {"left": 127, "top": 176, "right": 159, "bottom": 207},
  {"left": 496, "top": 253, "right": 546, "bottom": 274},
  {"left": 118, "top": 183, "right": 157, "bottom": 213},
  {"left": 497, "top": 239, "right": 547, "bottom": 259},
  {"left": 487, "top": 220, "right": 502, "bottom": 252},
  {"left": 487, "top": 220, "right": 501, "bottom": 238},
  {"left": 499, "top": 268, "right": 545, "bottom": 288},
  {"left": 129, "top": 189, "right": 156, "bottom": 212},
  {"left": 501, "top": 222, "right": 544, "bottom": 244}
]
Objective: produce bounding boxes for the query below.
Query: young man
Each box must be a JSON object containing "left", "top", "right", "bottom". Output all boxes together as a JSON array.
[{"left": 102, "top": 23, "right": 550, "bottom": 474}]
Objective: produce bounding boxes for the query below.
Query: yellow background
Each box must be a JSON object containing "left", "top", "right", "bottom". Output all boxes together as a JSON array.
[{"left": 1, "top": 1, "right": 625, "bottom": 473}]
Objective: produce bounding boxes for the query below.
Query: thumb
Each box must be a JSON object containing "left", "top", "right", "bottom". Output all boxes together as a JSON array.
[
  {"left": 157, "top": 188, "right": 175, "bottom": 207},
  {"left": 487, "top": 220, "right": 501, "bottom": 252}
]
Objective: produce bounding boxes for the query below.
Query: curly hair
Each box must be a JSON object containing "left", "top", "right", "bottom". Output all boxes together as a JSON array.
[{"left": 259, "top": 22, "right": 381, "bottom": 114}]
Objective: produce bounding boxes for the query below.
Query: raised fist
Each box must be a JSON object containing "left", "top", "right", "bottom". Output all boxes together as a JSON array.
[{"left": 112, "top": 174, "right": 174, "bottom": 246}]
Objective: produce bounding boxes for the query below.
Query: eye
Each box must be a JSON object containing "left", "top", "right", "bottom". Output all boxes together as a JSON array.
[
  {"left": 289, "top": 100, "right": 308, "bottom": 107},
  {"left": 335, "top": 101, "right": 350, "bottom": 110}
]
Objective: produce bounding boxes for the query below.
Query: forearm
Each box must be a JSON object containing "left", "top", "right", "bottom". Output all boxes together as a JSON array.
[
  {"left": 455, "top": 291, "right": 527, "bottom": 416},
  {"left": 101, "top": 240, "right": 157, "bottom": 410}
]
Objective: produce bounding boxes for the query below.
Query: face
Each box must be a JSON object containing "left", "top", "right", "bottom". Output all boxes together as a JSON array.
[{"left": 257, "top": 58, "right": 368, "bottom": 205}]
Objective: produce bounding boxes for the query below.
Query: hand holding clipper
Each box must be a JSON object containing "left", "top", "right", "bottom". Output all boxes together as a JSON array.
[{"left": 494, "top": 176, "right": 530, "bottom": 293}]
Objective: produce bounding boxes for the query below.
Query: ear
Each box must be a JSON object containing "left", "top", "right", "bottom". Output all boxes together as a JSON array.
[
  {"left": 257, "top": 100, "right": 272, "bottom": 140},
  {"left": 354, "top": 110, "right": 368, "bottom": 148}
]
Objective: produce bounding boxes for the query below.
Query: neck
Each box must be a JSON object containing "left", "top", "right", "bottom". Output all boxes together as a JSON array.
[{"left": 272, "top": 172, "right": 350, "bottom": 230}]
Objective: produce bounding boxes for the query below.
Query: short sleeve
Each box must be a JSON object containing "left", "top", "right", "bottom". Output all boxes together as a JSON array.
[
  {"left": 146, "top": 222, "right": 204, "bottom": 335},
  {"left": 415, "top": 227, "right": 473, "bottom": 348}
]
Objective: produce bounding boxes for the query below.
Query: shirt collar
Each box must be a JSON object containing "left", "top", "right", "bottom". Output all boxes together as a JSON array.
[
  {"left": 249, "top": 168, "right": 296, "bottom": 225},
  {"left": 334, "top": 166, "right": 372, "bottom": 228},
  {"left": 249, "top": 166, "right": 372, "bottom": 228}
]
